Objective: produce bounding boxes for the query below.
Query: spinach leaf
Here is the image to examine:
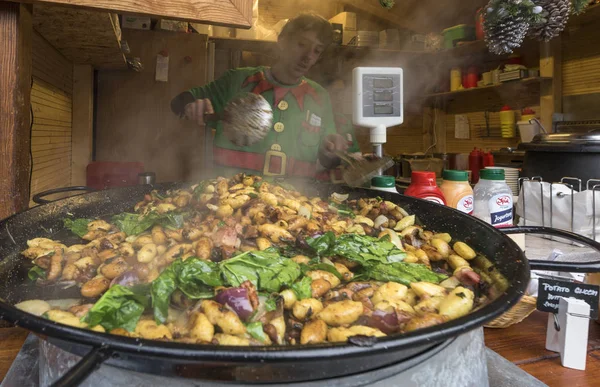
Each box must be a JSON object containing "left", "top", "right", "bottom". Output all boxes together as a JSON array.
[
  {"left": 151, "top": 265, "right": 178, "bottom": 324},
  {"left": 28, "top": 266, "right": 46, "bottom": 281},
  {"left": 177, "top": 258, "right": 221, "bottom": 299},
  {"left": 112, "top": 212, "right": 156, "bottom": 236},
  {"left": 157, "top": 212, "right": 186, "bottom": 231},
  {"left": 301, "top": 263, "right": 343, "bottom": 280},
  {"left": 246, "top": 321, "right": 269, "bottom": 343},
  {"left": 220, "top": 250, "right": 301, "bottom": 293},
  {"left": 112, "top": 211, "right": 187, "bottom": 236},
  {"left": 361, "top": 262, "right": 448, "bottom": 286},
  {"left": 83, "top": 284, "right": 149, "bottom": 332},
  {"left": 264, "top": 295, "right": 278, "bottom": 312},
  {"left": 305, "top": 232, "right": 336, "bottom": 256},
  {"left": 329, "top": 202, "right": 356, "bottom": 218},
  {"left": 291, "top": 276, "right": 312, "bottom": 300},
  {"left": 151, "top": 258, "right": 222, "bottom": 324},
  {"left": 330, "top": 234, "right": 406, "bottom": 266},
  {"left": 63, "top": 218, "right": 91, "bottom": 238}
]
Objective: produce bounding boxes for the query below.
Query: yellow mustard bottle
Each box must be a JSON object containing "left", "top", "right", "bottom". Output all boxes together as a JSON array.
[{"left": 440, "top": 170, "right": 474, "bottom": 214}]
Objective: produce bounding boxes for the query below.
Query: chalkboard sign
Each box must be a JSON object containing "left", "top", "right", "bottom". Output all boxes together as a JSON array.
[{"left": 537, "top": 278, "right": 599, "bottom": 319}]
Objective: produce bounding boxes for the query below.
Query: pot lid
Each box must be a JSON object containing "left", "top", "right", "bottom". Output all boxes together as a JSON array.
[
  {"left": 519, "top": 131, "right": 600, "bottom": 152},
  {"left": 530, "top": 131, "right": 600, "bottom": 144}
]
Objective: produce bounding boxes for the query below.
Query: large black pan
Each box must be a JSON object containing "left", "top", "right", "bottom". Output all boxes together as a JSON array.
[{"left": 1, "top": 183, "right": 600, "bottom": 386}]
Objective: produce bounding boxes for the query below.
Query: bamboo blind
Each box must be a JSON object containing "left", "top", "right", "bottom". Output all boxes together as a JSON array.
[{"left": 30, "top": 32, "right": 73, "bottom": 206}]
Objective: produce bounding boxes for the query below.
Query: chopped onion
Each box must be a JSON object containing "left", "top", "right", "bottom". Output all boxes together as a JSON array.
[
  {"left": 110, "top": 271, "right": 141, "bottom": 288},
  {"left": 45, "top": 298, "right": 82, "bottom": 310},
  {"left": 15, "top": 300, "right": 51, "bottom": 316},
  {"left": 367, "top": 309, "right": 399, "bottom": 334},
  {"left": 373, "top": 215, "right": 389, "bottom": 229},
  {"left": 331, "top": 192, "right": 349, "bottom": 203},
  {"left": 298, "top": 205, "right": 312, "bottom": 219},
  {"left": 215, "top": 287, "right": 254, "bottom": 321},
  {"left": 379, "top": 228, "right": 404, "bottom": 250}
]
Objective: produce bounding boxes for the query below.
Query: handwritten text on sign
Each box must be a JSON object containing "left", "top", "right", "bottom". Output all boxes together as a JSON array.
[{"left": 536, "top": 278, "right": 599, "bottom": 319}]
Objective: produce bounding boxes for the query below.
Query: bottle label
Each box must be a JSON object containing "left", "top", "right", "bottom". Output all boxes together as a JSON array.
[
  {"left": 489, "top": 194, "right": 513, "bottom": 227},
  {"left": 457, "top": 195, "right": 474, "bottom": 214},
  {"left": 423, "top": 196, "right": 445, "bottom": 205}
]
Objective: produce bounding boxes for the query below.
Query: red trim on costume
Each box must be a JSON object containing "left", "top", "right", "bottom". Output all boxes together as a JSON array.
[{"left": 213, "top": 147, "right": 318, "bottom": 178}]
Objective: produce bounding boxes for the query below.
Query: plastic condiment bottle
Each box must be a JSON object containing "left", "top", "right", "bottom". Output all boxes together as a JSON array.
[
  {"left": 440, "top": 170, "right": 474, "bottom": 214},
  {"left": 521, "top": 107, "right": 536, "bottom": 123},
  {"left": 404, "top": 171, "right": 447, "bottom": 205},
  {"left": 500, "top": 105, "right": 516, "bottom": 138},
  {"left": 468, "top": 148, "right": 484, "bottom": 183},
  {"left": 483, "top": 150, "right": 494, "bottom": 167},
  {"left": 473, "top": 169, "right": 514, "bottom": 228},
  {"left": 370, "top": 175, "right": 398, "bottom": 194}
]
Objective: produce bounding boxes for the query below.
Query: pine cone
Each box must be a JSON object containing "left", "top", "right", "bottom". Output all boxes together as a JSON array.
[
  {"left": 529, "top": 0, "right": 571, "bottom": 41},
  {"left": 484, "top": 12, "right": 529, "bottom": 55}
]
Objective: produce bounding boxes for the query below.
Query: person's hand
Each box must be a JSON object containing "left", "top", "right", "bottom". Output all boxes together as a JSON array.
[
  {"left": 183, "top": 98, "right": 214, "bottom": 126},
  {"left": 318, "top": 134, "right": 349, "bottom": 169}
]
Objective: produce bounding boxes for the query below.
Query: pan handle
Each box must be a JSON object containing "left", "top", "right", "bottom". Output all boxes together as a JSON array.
[
  {"left": 33, "top": 186, "right": 95, "bottom": 205},
  {"left": 501, "top": 226, "right": 600, "bottom": 272},
  {"left": 50, "top": 346, "right": 112, "bottom": 387}
]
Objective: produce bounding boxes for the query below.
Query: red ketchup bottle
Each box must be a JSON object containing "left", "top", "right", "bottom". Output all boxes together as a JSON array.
[
  {"left": 469, "top": 148, "right": 484, "bottom": 184},
  {"left": 404, "top": 171, "right": 447, "bottom": 205},
  {"left": 483, "top": 151, "right": 495, "bottom": 167}
]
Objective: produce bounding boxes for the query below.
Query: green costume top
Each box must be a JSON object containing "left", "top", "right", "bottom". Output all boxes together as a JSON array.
[
  {"left": 333, "top": 112, "right": 361, "bottom": 154},
  {"left": 187, "top": 66, "right": 337, "bottom": 179}
]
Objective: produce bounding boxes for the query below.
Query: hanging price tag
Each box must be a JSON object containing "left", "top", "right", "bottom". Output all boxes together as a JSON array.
[{"left": 537, "top": 278, "right": 599, "bottom": 319}]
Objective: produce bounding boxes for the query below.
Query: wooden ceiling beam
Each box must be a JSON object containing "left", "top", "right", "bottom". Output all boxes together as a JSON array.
[
  {"left": 340, "top": 0, "right": 488, "bottom": 34},
  {"left": 9, "top": 0, "right": 253, "bottom": 27}
]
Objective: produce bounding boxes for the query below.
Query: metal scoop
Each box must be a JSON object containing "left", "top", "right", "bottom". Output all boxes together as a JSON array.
[
  {"left": 335, "top": 151, "right": 396, "bottom": 187},
  {"left": 206, "top": 92, "right": 273, "bottom": 147}
]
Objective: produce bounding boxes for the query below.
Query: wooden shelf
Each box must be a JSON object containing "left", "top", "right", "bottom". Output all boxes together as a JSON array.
[
  {"left": 425, "top": 77, "right": 552, "bottom": 99},
  {"left": 568, "top": 3, "right": 600, "bottom": 27},
  {"left": 209, "top": 36, "right": 431, "bottom": 57},
  {"left": 33, "top": 4, "right": 126, "bottom": 70}
]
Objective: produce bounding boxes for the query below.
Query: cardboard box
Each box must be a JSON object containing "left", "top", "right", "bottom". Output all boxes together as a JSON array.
[
  {"left": 329, "top": 12, "right": 356, "bottom": 30},
  {"left": 157, "top": 19, "right": 189, "bottom": 33},
  {"left": 121, "top": 16, "right": 151, "bottom": 30}
]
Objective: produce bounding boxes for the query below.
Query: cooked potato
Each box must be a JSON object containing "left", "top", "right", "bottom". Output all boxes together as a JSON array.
[
  {"left": 300, "top": 319, "right": 328, "bottom": 344},
  {"left": 135, "top": 320, "right": 172, "bottom": 340},
  {"left": 292, "top": 298, "right": 323, "bottom": 321},
  {"left": 214, "top": 333, "right": 250, "bottom": 346},
  {"left": 318, "top": 300, "right": 363, "bottom": 326},
  {"left": 306, "top": 270, "right": 341, "bottom": 288},
  {"left": 189, "top": 312, "right": 214, "bottom": 342},
  {"left": 439, "top": 287, "right": 474, "bottom": 320},
  {"left": 371, "top": 282, "right": 408, "bottom": 305},
  {"left": 453, "top": 242, "right": 476, "bottom": 260},
  {"left": 410, "top": 282, "right": 447, "bottom": 299},
  {"left": 327, "top": 326, "right": 386, "bottom": 342}
]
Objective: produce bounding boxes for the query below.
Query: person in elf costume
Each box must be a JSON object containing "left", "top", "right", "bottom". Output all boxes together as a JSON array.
[{"left": 171, "top": 13, "right": 348, "bottom": 180}]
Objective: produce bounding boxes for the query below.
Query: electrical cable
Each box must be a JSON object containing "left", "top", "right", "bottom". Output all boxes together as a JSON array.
[{"left": 423, "top": 98, "right": 438, "bottom": 156}]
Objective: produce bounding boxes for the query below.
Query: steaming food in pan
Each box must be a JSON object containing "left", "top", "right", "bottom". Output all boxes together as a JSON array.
[{"left": 15, "top": 174, "right": 505, "bottom": 346}]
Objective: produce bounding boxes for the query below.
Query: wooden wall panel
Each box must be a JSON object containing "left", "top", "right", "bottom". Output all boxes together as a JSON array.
[
  {"left": 562, "top": 21, "right": 600, "bottom": 96},
  {"left": 95, "top": 30, "right": 208, "bottom": 183},
  {"left": 29, "top": 31, "right": 73, "bottom": 206}
]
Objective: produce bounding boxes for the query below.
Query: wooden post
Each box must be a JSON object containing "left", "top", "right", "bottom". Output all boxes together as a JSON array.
[
  {"left": 0, "top": 2, "right": 32, "bottom": 220},
  {"left": 71, "top": 64, "right": 94, "bottom": 186},
  {"left": 540, "top": 38, "right": 562, "bottom": 132}
]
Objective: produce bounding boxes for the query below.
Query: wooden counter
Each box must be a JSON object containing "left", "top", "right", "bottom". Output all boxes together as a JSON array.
[{"left": 1, "top": 311, "right": 599, "bottom": 385}]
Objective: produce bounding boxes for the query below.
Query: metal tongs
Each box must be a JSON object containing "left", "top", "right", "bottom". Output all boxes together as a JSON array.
[{"left": 335, "top": 151, "right": 395, "bottom": 187}]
